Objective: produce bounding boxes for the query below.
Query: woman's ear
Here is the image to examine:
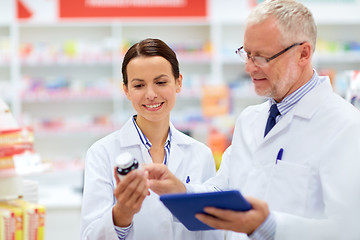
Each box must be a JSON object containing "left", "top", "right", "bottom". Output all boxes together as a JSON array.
[
  {"left": 176, "top": 74, "right": 183, "bottom": 93},
  {"left": 123, "top": 82, "right": 130, "bottom": 100}
]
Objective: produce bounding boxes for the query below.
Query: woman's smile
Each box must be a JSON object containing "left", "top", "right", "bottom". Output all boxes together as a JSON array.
[{"left": 143, "top": 102, "right": 164, "bottom": 111}]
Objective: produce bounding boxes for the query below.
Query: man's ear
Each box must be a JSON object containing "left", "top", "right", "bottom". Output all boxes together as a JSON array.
[{"left": 298, "top": 42, "right": 312, "bottom": 66}]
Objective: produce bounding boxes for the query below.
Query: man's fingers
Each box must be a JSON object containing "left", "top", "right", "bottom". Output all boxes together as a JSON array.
[
  {"left": 203, "top": 207, "right": 243, "bottom": 219},
  {"left": 245, "top": 196, "right": 269, "bottom": 219},
  {"left": 195, "top": 212, "right": 229, "bottom": 230}
]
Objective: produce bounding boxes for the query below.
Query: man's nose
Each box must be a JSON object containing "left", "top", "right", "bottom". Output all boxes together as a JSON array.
[{"left": 245, "top": 58, "right": 259, "bottom": 74}]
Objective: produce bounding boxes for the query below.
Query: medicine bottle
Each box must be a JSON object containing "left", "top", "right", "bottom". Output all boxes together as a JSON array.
[{"left": 115, "top": 152, "right": 139, "bottom": 180}]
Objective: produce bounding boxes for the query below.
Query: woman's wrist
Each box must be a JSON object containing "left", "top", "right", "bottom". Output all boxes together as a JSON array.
[{"left": 112, "top": 205, "right": 133, "bottom": 227}]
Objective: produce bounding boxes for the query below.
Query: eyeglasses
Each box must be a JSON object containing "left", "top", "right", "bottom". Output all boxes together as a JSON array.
[{"left": 235, "top": 42, "right": 305, "bottom": 67}]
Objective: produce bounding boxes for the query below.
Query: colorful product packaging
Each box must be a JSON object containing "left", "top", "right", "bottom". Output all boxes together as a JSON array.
[
  {"left": 0, "top": 204, "right": 22, "bottom": 240},
  {"left": 0, "top": 128, "right": 34, "bottom": 171},
  {"left": 0, "top": 200, "right": 45, "bottom": 240}
]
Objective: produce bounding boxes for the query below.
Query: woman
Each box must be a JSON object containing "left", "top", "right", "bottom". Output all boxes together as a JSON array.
[{"left": 80, "top": 38, "right": 223, "bottom": 240}]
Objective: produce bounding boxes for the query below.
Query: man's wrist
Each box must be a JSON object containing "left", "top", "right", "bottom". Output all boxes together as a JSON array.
[{"left": 248, "top": 212, "right": 276, "bottom": 240}]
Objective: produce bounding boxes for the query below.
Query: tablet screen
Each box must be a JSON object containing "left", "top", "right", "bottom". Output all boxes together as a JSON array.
[{"left": 160, "top": 190, "right": 252, "bottom": 231}]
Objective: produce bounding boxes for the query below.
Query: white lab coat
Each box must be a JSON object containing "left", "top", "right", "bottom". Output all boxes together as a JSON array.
[
  {"left": 191, "top": 77, "right": 360, "bottom": 240},
  {"left": 80, "top": 117, "right": 224, "bottom": 240}
]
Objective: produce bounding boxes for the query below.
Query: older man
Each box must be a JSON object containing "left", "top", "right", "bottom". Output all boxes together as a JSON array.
[{"left": 144, "top": 1, "right": 360, "bottom": 239}]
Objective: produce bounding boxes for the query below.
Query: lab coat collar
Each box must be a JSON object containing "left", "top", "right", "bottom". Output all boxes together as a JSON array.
[
  {"left": 116, "top": 117, "right": 193, "bottom": 174},
  {"left": 117, "top": 117, "right": 193, "bottom": 146},
  {"left": 256, "top": 76, "right": 332, "bottom": 142},
  {"left": 292, "top": 76, "right": 332, "bottom": 119},
  {"left": 117, "top": 117, "right": 143, "bottom": 148}
]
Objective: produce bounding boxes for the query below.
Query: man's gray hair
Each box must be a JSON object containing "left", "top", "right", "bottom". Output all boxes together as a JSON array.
[{"left": 247, "top": 0, "right": 317, "bottom": 52}]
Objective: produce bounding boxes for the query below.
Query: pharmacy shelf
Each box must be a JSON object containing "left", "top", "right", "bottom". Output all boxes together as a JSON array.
[
  {"left": 0, "top": 163, "right": 52, "bottom": 179},
  {"left": 0, "top": 24, "right": 12, "bottom": 108},
  {"left": 22, "top": 92, "right": 114, "bottom": 102},
  {"left": 314, "top": 52, "right": 360, "bottom": 64},
  {"left": 20, "top": 58, "right": 114, "bottom": 66},
  {"left": 1, "top": 2, "right": 359, "bottom": 181},
  {"left": 0, "top": 163, "right": 51, "bottom": 202},
  {"left": 33, "top": 125, "right": 117, "bottom": 138}
]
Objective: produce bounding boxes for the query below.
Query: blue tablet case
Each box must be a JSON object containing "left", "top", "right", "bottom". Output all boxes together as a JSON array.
[{"left": 159, "top": 190, "right": 252, "bottom": 231}]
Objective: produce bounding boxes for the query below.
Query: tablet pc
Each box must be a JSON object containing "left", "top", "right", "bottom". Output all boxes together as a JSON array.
[{"left": 159, "top": 190, "right": 252, "bottom": 231}]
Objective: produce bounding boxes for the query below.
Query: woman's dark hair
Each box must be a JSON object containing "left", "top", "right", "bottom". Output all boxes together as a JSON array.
[{"left": 122, "top": 38, "right": 180, "bottom": 86}]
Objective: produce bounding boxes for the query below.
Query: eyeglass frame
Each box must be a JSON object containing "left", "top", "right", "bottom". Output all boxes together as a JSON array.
[{"left": 235, "top": 42, "right": 305, "bottom": 67}]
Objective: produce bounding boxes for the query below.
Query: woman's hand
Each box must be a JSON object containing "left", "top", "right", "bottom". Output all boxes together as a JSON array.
[{"left": 112, "top": 168, "right": 150, "bottom": 227}]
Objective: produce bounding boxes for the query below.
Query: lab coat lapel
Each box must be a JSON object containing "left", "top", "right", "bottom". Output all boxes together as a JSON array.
[
  {"left": 118, "top": 117, "right": 141, "bottom": 148},
  {"left": 167, "top": 143, "right": 184, "bottom": 175},
  {"left": 166, "top": 123, "right": 186, "bottom": 175},
  {"left": 263, "top": 110, "right": 294, "bottom": 140},
  {"left": 117, "top": 117, "right": 153, "bottom": 164},
  {"left": 252, "top": 102, "right": 270, "bottom": 147},
  {"left": 262, "top": 78, "right": 331, "bottom": 142}
]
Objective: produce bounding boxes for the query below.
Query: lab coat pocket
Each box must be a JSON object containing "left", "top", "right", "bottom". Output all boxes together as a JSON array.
[{"left": 266, "top": 161, "right": 310, "bottom": 217}]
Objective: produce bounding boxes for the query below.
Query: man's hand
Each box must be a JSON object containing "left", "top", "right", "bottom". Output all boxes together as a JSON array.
[
  {"left": 142, "top": 163, "right": 186, "bottom": 195},
  {"left": 195, "top": 196, "right": 270, "bottom": 234}
]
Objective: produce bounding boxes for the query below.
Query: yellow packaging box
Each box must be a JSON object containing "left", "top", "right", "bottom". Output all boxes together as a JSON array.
[
  {"left": 0, "top": 205, "right": 23, "bottom": 240},
  {"left": 2, "top": 199, "right": 45, "bottom": 240},
  {"left": 0, "top": 208, "right": 13, "bottom": 240}
]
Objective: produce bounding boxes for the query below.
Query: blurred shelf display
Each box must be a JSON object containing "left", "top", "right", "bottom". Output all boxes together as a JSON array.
[
  {"left": 314, "top": 53, "right": 360, "bottom": 64},
  {"left": 0, "top": 100, "right": 48, "bottom": 236},
  {"left": 34, "top": 123, "right": 118, "bottom": 137},
  {"left": 0, "top": 25, "right": 13, "bottom": 113},
  {"left": 0, "top": 34, "right": 11, "bottom": 64},
  {"left": 0, "top": 126, "right": 49, "bottom": 200},
  {"left": 0, "top": 0, "right": 359, "bottom": 178},
  {"left": 0, "top": 197, "right": 46, "bottom": 239}
]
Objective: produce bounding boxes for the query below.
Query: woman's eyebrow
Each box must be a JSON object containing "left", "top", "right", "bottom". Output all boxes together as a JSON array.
[
  {"left": 130, "top": 78, "right": 144, "bottom": 83},
  {"left": 154, "top": 74, "right": 169, "bottom": 80}
]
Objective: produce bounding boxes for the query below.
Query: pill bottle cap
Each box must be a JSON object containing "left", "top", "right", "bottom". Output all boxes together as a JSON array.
[{"left": 116, "top": 152, "right": 134, "bottom": 169}]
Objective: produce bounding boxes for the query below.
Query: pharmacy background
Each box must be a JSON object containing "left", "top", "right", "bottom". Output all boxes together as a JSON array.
[{"left": 1, "top": 0, "right": 360, "bottom": 239}]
